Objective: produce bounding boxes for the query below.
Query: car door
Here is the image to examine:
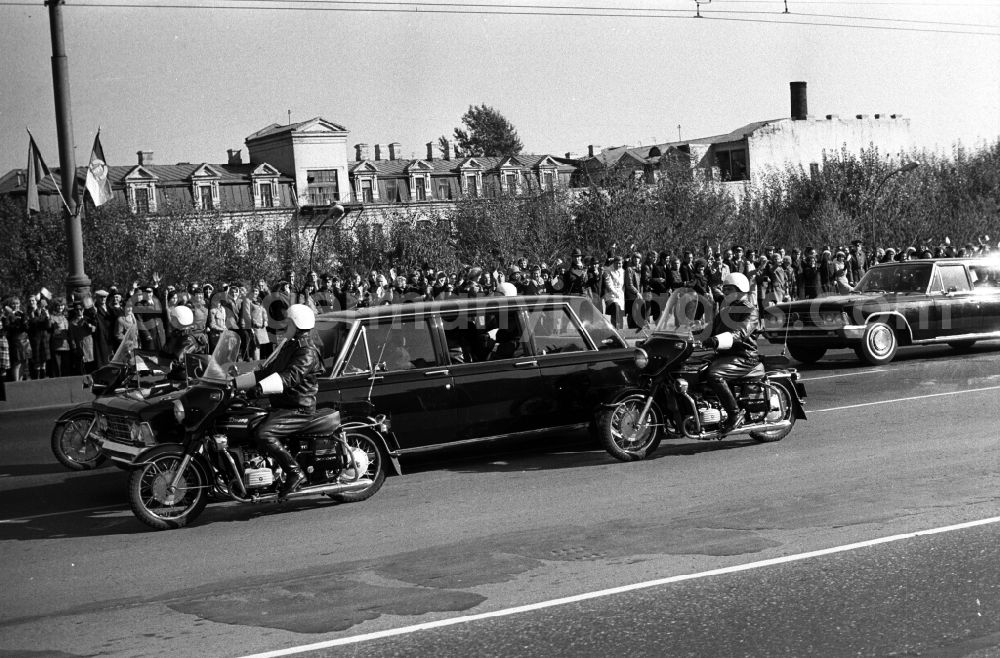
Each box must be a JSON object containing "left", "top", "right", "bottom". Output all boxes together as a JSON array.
[
  {"left": 524, "top": 301, "right": 632, "bottom": 430},
  {"left": 969, "top": 261, "right": 1000, "bottom": 334},
  {"left": 321, "top": 315, "right": 457, "bottom": 451},
  {"left": 442, "top": 302, "right": 550, "bottom": 441},
  {"left": 929, "top": 263, "right": 978, "bottom": 337}
]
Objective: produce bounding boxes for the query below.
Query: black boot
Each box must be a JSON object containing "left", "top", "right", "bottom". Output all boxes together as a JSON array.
[
  {"left": 709, "top": 378, "right": 744, "bottom": 435},
  {"left": 266, "top": 441, "right": 305, "bottom": 498}
]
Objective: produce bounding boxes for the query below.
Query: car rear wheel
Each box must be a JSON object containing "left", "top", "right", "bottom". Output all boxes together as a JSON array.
[
  {"left": 785, "top": 342, "right": 826, "bottom": 365},
  {"left": 855, "top": 321, "right": 898, "bottom": 365}
]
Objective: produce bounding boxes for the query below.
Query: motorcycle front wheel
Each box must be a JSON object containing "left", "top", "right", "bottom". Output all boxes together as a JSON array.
[
  {"left": 51, "top": 408, "right": 107, "bottom": 471},
  {"left": 598, "top": 394, "right": 663, "bottom": 462},
  {"left": 128, "top": 451, "right": 208, "bottom": 530},
  {"left": 750, "top": 382, "right": 795, "bottom": 443},
  {"left": 327, "top": 430, "right": 387, "bottom": 503}
]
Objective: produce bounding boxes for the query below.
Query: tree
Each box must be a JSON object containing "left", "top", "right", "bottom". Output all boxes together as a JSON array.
[{"left": 449, "top": 104, "right": 524, "bottom": 157}]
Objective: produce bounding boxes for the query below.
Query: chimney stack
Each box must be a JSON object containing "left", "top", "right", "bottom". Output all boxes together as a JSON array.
[
  {"left": 442, "top": 140, "right": 452, "bottom": 161},
  {"left": 389, "top": 142, "right": 402, "bottom": 160},
  {"left": 137, "top": 150, "right": 153, "bottom": 165},
  {"left": 355, "top": 143, "right": 370, "bottom": 161},
  {"left": 426, "top": 142, "right": 435, "bottom": 161},
  {"left": 374, "top": 144, "right": 386, "bottom": 161},
  {"left": 588, "top": 145, "right": 595, "bottom": 158},
  {"left": 790, "top": 81, "right": 808, "bottom": 121},
  {"left": 227, "top": 149, "right": 242, "bottom": 165}
]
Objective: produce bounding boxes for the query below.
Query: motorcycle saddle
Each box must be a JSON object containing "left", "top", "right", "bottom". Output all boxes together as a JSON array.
[
  {"left": 299, "top": 410, "right": 342, "bottom": 436},
  {"left": 735, "top": 363, "right": 766, "bottom": 381}
]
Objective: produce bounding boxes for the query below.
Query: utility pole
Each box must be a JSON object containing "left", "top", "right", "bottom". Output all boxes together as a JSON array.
[{"left": 47, "top": 0, "right": 90, "bottom": 302}]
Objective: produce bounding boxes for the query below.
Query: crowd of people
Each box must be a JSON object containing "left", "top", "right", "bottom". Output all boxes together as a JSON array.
[{"left": 2, "top": 236, "right": 994, "bottom": 383}]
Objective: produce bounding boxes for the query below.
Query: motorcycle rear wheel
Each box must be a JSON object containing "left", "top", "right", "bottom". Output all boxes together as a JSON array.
[
  {"left": 327, "top": 430, "right": 386, "bottom": 503},
  {"left": 128, "top": 452, "right": 208, "bottom": 530},
  {"left": 51, "top": 409, "right": 107, "bottom": 471},
  {"left": 598, "top": 394, "right": 663, "bottom": 462},
  {"left": 750, "top": 382, "right": 795, "bottom": 443}
]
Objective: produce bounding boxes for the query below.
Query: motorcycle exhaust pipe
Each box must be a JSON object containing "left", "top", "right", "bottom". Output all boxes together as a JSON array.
[
  {"left": 251, "top": 478, "right": 375, "bottom": 503},
  {"left": 690, "top": 419, "right": 792, "bottom": 441}
]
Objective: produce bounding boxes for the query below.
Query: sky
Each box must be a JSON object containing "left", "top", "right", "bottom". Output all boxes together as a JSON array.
[{"left": 1, "top": 0, "right": 998, "bottom": 175}]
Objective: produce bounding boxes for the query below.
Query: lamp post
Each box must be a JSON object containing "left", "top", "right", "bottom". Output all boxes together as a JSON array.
[{"left": 870, "top": 161, "right": 919, "bottom": 260}]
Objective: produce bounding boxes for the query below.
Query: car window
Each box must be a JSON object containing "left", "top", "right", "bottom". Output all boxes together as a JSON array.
[
  {"left": 969, "top": 263, "right": 1000, "bottom": 287},
  {"left": 937, "top": 264, "right": 971, "bottom": 292},
  {"left": 525, "top": 306, "right": 592, "bottom": 354},
  {"left": 342, "top": 317, "right": 438, "bottom": 373},
  {"left": 441, "top": 307, "right": 528, "bottom": 364},
  {"left": 571, "top": 298, "right": 627, "bottom": 350}
]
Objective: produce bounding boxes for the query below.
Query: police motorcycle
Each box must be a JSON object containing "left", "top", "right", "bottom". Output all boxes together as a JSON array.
[
  {"left": 123, "top": 329, "right": 397, "bottom": 530},
  {"left": 50, "top": 322, "right": 188, "bottom": 471},
  {"left": 598, "top": 287, "right": 807, "bottom": 462}
]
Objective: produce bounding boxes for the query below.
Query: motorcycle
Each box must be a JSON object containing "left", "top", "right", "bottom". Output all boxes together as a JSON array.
[
  {"left": 599, "top": 288, "right": 807, "bottom": 462},
  {"left": 123, "top": 330, "right": 400, "bottom": 530},
  {"left": 50, "top": 324, "right": 183, "bottom": 470}
]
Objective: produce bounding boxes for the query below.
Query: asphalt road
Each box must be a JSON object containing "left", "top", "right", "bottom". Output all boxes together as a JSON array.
[{"left": 1, "top": 341, "right": 999, "bottom": 657}]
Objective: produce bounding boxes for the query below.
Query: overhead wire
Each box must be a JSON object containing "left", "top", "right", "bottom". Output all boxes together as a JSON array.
[{"left": 0, "top": 0, "right": 997, "bottom": 35}]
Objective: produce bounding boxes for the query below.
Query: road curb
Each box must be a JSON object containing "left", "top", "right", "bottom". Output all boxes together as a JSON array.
[{"left": 0, "top": 376, "right": 91, "bottom": 413}]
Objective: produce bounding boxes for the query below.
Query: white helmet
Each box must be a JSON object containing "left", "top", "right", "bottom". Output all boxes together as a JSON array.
[
  {"left": 496, "top": 282, "right": 518, "bottom": 297},
  {"left": 287, "top": 303, "right": 316, "bottom": 330},
  {"left": 169, "top": 305, "right": 194, "bottom": 329},
  {"left": 722, "top": 272, "right": 750, "bottom": 294}
]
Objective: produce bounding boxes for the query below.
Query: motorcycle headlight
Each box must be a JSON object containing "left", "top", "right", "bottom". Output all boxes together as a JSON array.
[
  {"left": 173, "top": 399, "right": 186, "bottom": 423},
  {"left": 634, "top": 348, "right": 649, "bottom": 370}
]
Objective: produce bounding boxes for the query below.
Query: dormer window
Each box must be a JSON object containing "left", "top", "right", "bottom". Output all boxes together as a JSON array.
[
  {"left": 351, "top": 161, "right": 379, "bottom": 204},
  {"left": 459, "top": 158, "right": 484, "bottom": 198},
  {"left": 251, "top": 163, "right": 281, "bottom": 209},
  {"left": 190, "top": 164, "right": 222, "bottom": 211},
  {"left": 405, "top": 160, "right": 434, "bottom": 203},
  {"left": 124, "top": 165, "right": 158, "bottom": 214},
  {"left": 535, "top": 156, "right": 559, "bottom": 192}
]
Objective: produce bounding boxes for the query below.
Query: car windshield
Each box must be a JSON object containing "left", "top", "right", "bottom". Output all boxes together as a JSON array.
[
  {"left": 110, "top": 323, "right": 139, "bottom": 365},
  {"left": 200, "top": 330, "right": 241, "bottom": 382},
  {"left": 653, "top": 288, "right": 708, "bottom": 337},
  {"left": 855, "top": 262, "right": 933, "bottom": 294},
  {"left": 314, "top": 319, "right": 355, "bottom": 373}
]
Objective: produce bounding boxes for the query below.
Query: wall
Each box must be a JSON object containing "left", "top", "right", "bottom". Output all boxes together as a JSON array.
[{"left": 748, "top": 116, "right": 915, "bottom": 183}]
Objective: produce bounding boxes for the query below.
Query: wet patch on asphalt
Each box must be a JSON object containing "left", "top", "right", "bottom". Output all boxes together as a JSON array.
[
  {"left": 169, "top": 520, "right": 777, "bottom": 633},
  {"left": 168, "top": 579, "right": 486, "bottom": 634}
]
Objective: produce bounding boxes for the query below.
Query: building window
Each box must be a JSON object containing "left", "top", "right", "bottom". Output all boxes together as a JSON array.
[
  {"left": 437, "top": 180, "right": 451, "bottom": 200},
  {"left": 505, "top": 172, "right": 517, "bottom": 193},
  {"left": 135, "top": 187, "right": 150, "bottom": 213},
  {"left": 259, "top": 183, "right": 274, "bottom": 208},
  {"left": 542, "top": 171, "right": 554, "bottom": 191},
  {"left": 466, "top": 174, "right": 478, "bottom": 197},
  {"left": 199, "top": 185, "right": 214, "bottom": 210},
  {"left": 361, "top": 179, "right": 374, "bottom": 203},
  {"left": 307, "top": 169, "right": 340, "bottom": 204},
  {"left": 414, "top": 177, "right": 426, "bottom": 201},
  {"left": 809, "top": 162, "right": 820, "bottom": 180},
  {"left": 716, "top": 149, "right": 749, "bottom": 181}
]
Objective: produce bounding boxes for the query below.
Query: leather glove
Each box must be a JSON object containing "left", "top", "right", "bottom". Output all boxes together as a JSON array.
[{"left": 703, "top": 336, "right": 719, "bottom": 350}]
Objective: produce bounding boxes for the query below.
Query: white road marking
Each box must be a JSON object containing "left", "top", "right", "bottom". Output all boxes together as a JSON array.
[
  {"left": 800, "top": 369, "right": 886, "bottom": 381},
  {"left": 811, "top": 385, "right": 1000, "bottom": 413},
  {"left": 238, "top": 516, "right": 1000, "bottom": 658}
]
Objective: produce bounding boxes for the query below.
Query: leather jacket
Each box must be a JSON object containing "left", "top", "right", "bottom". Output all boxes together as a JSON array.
[
  {"left": 710, "top": 297, "right": 759, "bottom": 358},
  {"left": 253, "top": 331, "right": 324, "bottom": 412}
]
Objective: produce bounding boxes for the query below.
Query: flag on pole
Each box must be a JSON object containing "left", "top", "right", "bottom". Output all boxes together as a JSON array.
[
  {"left": 85, "top": 130, "right": 113, "bottom": 206},
  {"left": 26, "top": 133, "right": 51, "bottom": 213}
]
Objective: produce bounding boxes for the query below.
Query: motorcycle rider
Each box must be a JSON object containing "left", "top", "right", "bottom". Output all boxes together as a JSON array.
[
  {"left": 702, "top": 272, "right": 759, "bottom": 434},
  {"left": 159, "top": 305, "right": 208, "bottom": 380},
  {"left": 234, "top": 303, "right": 324, "bottom": 497}
]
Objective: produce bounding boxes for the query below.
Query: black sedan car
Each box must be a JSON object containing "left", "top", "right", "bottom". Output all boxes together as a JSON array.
[
  {"left": 762, "top": 258, "right": 1000, "bottom": 365},
  {"left": 311, "top": 295, "right": 642, "bottom": 456}
]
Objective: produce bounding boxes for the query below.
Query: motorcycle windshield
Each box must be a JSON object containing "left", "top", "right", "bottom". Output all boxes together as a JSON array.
[
  {"left": 652, "top": 288, "right": 707, "bottom": 338},
  {"left": 111, "top": 324, "right": 140, "bottom": 365},
  {"left": 199, "top": 330, "right": 242, "bottom": 383}
]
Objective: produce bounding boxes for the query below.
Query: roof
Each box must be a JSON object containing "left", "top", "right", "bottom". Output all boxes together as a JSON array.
[
  {"left": 245, "top": 117, "right": 350, "bottom": 141},
  {"left": 345, "top": 154, "right": 577, "bottom": 177},
  {"left": 0, "top": 162, "right": 294, "bottom": 195},
  {"left": 586, "top": 119, "right": 783, "bottom": 165},
  {"left": 315, "top": 294, "right": 582, "bottom": 321}
]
